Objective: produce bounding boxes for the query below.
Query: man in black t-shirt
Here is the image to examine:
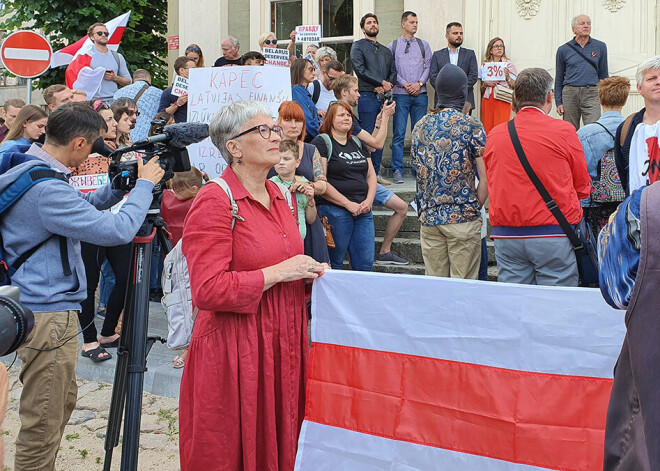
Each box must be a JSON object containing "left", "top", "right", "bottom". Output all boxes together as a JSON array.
[{"left": 214, "top": 36, "right": 242, "bottom": 67}]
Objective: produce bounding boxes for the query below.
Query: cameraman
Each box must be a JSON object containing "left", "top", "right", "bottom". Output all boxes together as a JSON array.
[{"left": 0, "top": 102, "right": 164, "bottom": 471}]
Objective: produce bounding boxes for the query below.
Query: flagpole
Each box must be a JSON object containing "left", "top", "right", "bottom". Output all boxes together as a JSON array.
[{"left": 26, "top": 78, "right": 32, "bottom": 104}]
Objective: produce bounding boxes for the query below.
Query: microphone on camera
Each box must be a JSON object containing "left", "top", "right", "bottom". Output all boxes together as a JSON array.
[
  {"left": 91, "top": 136, "right": 115, "bottom": 157},
  {"left": 129, "top": 122, "right": 210, "bottom": 149}
]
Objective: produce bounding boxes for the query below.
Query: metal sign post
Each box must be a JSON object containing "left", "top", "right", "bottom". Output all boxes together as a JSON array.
[{"left": 26, "top": 78, "right": 32, "bottom": 104}]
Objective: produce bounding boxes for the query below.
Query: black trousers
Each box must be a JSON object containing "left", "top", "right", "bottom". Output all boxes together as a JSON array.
[{"left": 79, "top": 241, "right": 132, "bottom": 344}]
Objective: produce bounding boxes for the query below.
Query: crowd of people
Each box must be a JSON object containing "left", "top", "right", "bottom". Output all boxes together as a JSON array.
[{"left": 1, "top": 9, "right": 660, "bottom": 471}]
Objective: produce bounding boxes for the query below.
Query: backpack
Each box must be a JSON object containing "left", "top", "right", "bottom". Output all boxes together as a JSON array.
[
  {"left": 0, "top": 162, "right": 70, "bottom": 285},
  {"left": 590, "top": 122, "right": 625, "bottom": 203},
  {"left": 162, "top": 177, "right": 295, "bottom": 350},
  {"left": 311, "top": 80, "right": 322, "bottom": 104},
  {"left": 317, "top": 133, "right": 363, "bottom": 162}
]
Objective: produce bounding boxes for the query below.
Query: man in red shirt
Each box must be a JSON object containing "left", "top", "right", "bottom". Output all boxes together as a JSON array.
[{"left": 484, "top": 68, "right": 591, "bottom": 286}]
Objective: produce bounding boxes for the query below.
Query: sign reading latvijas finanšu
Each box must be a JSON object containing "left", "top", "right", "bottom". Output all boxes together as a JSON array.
[{"left": 186, "top": 66, "right": 292, "bottom": 178}]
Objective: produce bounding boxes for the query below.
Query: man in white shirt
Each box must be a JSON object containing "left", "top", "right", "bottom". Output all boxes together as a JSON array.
[
  {"left": 308, "top": 60, "right": 345, "bottom": 121},
  {"left": 87, "top": 22, "right": 131, "bottom": 101}
]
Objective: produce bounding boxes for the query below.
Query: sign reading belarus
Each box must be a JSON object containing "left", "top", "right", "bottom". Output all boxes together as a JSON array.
[
  {"left": 295, "top": 25, "right": 321, "bottom": 43},
  {"left": 481, "top": 61, "right": 506, "bottom": 81},
  {"left": 263, "top": 47, "right": 290, "bottom": 67},
  {"left": 296, "top": 271, "right": 626, "bottom": 470},
  {"left": 0, "top": 31, "right": 52, "bottom": 78},
  {"left": 186, "top": 65, "right": 292, "bottom": 178},
  {"left": 171, "top": 75, "right": 188, "bottom": 97}
]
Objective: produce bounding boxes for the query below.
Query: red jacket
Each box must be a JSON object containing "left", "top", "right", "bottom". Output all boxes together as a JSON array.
[{"left": 484, "top": 107, "right": 590, "bottom": 229}]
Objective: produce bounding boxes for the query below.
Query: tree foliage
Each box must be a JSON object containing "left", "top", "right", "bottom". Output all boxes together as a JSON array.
[{"left": 1, "top": 0, "right": 168, "bottom": 89}]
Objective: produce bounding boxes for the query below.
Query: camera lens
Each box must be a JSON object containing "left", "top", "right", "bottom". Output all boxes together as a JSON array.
[{"left": 0, "top": 286, "right": 34, "bottom": 356}]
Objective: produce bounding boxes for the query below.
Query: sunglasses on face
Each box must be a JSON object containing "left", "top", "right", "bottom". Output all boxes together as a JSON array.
[
  {"left": 264, "top": 39, "right": 277, "bottom": 46},
  {"left": 126, "top": 110, "right": 141, "bottom": 117},
  {"left": 95, "top": 31, "right": 110, "bottom": 37},
  {"left": 229, "top": 124, "right": 283, "bottom": 141}
]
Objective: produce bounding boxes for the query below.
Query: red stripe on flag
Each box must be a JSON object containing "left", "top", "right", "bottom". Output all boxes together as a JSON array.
[
  {"left": 65, "top": 53, "right": 92, "bottom": 89},
  {"left": 58, "top": 36, "right": 88, "bottom": 56},
  {"left": 305, "top": 343, "right": 612, "bottom": 470},
  {"left": 108, "top": 26, "right": 125, "bottom": 45}
]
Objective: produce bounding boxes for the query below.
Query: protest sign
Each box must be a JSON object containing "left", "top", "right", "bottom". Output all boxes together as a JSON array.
[
  {"left": 186, "top": 66, "right": 292, "bottom": 178},
  {"left": 171, "top": 75, "right": 188, "bottom": 97},
  {"left": 264, "top": 47, "right": 290, "bottom": 67},
  {"left": 481, "top": 61, "right": 506, "bottom": 81},
  {"left": 296, "top": 271, "right": 625, "bottom": 471},
  {"left": 295, "top": 25, "right": 321, "bottom": 43},
  {"left": 303, "top": 53, "right": 319, "bottom": 73}
]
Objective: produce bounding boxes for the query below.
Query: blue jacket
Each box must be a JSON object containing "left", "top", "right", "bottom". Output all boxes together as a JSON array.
[
  {"left": 0, "top": 136, "right": 31, "bottom": 156},
  {"left": 0, "top": 151, "right": 154, "bottom": 312},
  {"left": 291, "top": 85, "right": 319, "bottom": 139}
]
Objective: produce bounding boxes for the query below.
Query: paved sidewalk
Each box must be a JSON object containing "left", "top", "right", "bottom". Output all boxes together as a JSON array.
[{"left": 2, "top": 301, "right": 183, "bottom": 398}]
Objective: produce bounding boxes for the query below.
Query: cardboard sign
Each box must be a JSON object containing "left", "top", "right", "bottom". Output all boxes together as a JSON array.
[
  {"left": 167, "top": 35, "right": 179, "bottom": 50},
  {"left": 171, "top": 75, "right": 188, "bottom": 97},
  {"left": 186, "top": 66, "right": 293, "bottom": 178},
  {"left": 481, "top": 62, "right": 506, "bottom": 81},
  {"left": 295, "top": 25, "right": 321, "bottom": 43},
  {"left": 69, "top": 173, "right": 110, "bottom": 193},
  {"left": 263, "top": 47, "right": 290, "bottom": 67}
]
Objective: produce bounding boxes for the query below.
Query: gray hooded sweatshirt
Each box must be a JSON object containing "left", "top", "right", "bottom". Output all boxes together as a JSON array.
[{"left": 0, "top": 151, "right": 154, "bottom": 312}]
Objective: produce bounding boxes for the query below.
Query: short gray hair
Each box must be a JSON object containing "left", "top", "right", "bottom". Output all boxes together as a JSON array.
[
  {"left": 636, "top": 55, "right": 660, "bottom": 86},
  {"left": 513, "top": 68, "right": 554, "bottom": 108},
  {"left": 210, "top": 101, "right": 273, "bottom": 165},
  {"left": 571, "top": 14, "right": 590, "bottom": 27},
  {"left": 315, "top": 46, "right": 337, "bottom": 62},
  {"left": 227, "top": 36, "right": 240, "bottom": 49}
]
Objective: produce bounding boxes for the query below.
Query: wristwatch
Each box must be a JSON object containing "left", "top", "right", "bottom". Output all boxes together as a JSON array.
[{"left": 418, "top": 81, "right": 424, "bottom": 87}]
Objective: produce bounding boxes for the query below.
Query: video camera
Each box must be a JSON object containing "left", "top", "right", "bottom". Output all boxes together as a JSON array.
[
  {"left": 0, "top": 286, "right": 34, "bottom": 356},
  {"left": 92, "top": 119, "right": 209, "bottom": 192}
]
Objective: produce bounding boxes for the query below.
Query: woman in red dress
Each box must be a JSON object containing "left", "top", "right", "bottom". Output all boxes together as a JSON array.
[
  {"left": 479, "top": 37, "right": 518, "bottom": 134},
  {"left": 179, "top": 100, "right": 327, "bottom": 471}
]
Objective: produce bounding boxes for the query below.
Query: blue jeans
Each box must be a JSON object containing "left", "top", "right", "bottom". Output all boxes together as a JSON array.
[
  {"left": 98, "top": 260, "right": 115, "bottom": 308},
  {"left": 479, "top": 238, "right": 488, "bottom": 281},
  {"left": 357, "top": 92, "right": 384, "bottom": 174},
  {"left": 318, "top": 204, "right": 374, "bottom": 271},
  {"left": 392, "top": 93, "right": 428, "bottom": 173},
  {"left": 150, "top": 237, "right": 163, "bottom": 290}
]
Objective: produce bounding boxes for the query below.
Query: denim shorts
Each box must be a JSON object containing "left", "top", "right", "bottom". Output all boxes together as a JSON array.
[{"left": 373, "top": 183, "right": 394, "bottom": 207}]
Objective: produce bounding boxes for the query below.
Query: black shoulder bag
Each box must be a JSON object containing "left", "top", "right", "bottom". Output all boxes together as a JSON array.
[{"left": 507, "top": 119, "right": 599, "bottom": 286}]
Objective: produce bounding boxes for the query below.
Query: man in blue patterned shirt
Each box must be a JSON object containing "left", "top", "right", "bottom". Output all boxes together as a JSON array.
[{"left": 113, "top": 69, "right": 163, "bottom": 141}]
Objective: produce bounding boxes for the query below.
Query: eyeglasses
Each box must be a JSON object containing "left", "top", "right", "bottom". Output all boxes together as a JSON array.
[
  {"left": 492, "top": 45, "right": 504, "bottom": 49},
  {"left": 95, "top": 31, "right": 110, "bottom": 37},
  {"left": 264, "top": 39, "right": 277, "bottom": 46},
  {"left": 229, "top": 124, "right": 283, "bottom": 141},
  {"left": 186, "top": 47, "right": 201, "bottom": 53},
  {"left": 404, "top": 40, "right": 411, "bottom": 54},
  {"left": 126, "top": 110, "right": 141, "bottom": 117}
]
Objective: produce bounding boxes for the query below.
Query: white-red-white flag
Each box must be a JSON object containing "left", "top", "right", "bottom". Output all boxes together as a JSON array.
[
  {"left": 296, "top": 271, "right": 626, "bottom": 470},
  {"left": 51, "top": 12, "right": 130, "bottom": 98},
  {"left": 628, "top": 120, "right": 660, "bottom": 193}
]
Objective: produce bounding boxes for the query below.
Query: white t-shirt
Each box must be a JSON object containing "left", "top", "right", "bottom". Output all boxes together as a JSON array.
[
  {"left": 628, "top": 120, "right": 660, "bottom": 192},
  {"left": 307, "top": 80, "right": 335, "bottom": 113}
]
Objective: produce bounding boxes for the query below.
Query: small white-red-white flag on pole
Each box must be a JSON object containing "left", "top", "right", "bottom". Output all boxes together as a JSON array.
[{"left": 51, "top": 11, "right": 130, "bottom": 99}]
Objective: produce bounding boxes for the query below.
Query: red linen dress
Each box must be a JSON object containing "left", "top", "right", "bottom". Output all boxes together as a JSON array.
[{"left": 179, "top": 167, "right": 308, "bottom": 471}]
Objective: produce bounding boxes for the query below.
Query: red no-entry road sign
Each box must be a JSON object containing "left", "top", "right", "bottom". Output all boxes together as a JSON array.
[{"left": 1, "top": 31, "right": 52, "bottom": 79}]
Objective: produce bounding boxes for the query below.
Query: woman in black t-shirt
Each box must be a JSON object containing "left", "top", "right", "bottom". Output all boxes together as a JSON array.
[{"left": 311, "top": 101, "right": 377, "bottom": 271}]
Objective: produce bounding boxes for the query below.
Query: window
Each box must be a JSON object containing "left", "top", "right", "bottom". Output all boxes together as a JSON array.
[
  {"left": 320, "top": 0, "right": 353, "bottom": 73},
  {"left": 271, "top": 0, "right": 302, "bottom": 40}
]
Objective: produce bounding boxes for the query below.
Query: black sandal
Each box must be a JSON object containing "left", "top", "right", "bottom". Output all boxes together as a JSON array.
[{"left": 81, "top": 346, "right": 112, "bottom": 362}]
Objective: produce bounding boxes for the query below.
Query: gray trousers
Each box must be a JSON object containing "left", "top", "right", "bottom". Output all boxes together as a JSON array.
[
  {"left": 561, "top": 84, "right": 601, "bottom": 130},
  {"left": 493, "top": 237, "right": 578, "bottom": 287}
]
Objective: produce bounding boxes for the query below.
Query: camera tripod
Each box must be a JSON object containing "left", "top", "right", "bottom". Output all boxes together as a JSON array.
[{"left": 103, "top": 191, "right": 173, "bottom": 471}]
